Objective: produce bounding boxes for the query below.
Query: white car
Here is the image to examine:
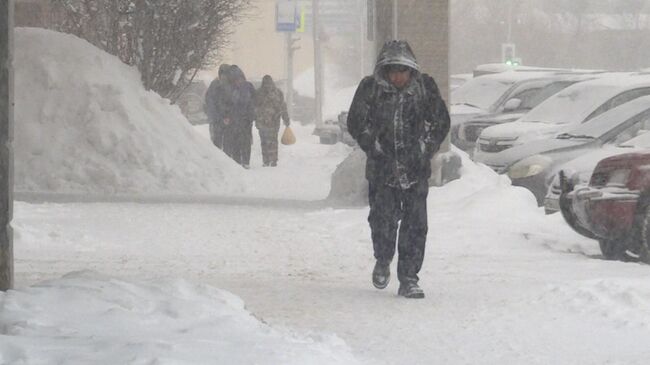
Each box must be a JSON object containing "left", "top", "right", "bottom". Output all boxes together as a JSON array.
[
  {"left": 450, "top": 70, "right": 557, "bottom": 144},
  {"left": 474, "top": 72, "right": 649, "bottom": 162},
  {"left": 450, "top": 73, "right": 473, "bottom": 91}
]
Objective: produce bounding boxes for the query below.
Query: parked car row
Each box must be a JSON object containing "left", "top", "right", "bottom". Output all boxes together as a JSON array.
[
  {"left": 452, "top": 66, "right": 650, "bottom": 262},
  {"left": 453, "top": 69, "right": 650, "bottom": 201}
]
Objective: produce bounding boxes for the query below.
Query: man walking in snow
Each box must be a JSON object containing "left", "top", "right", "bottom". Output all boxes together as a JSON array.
[
  {"left": 254, "top": 75, "right": 290, "bottom": 167},
  {"left": 205, "top": 64, "right": 232, "bottom": 149},
  {"left": 347, "top": 40, "right": 450, "bottom": 299}
]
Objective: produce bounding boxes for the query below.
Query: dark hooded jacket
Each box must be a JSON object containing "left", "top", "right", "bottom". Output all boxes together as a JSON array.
[
  {"left": 347, "top": 40, "right": 450, "bottom": 188},
  {"left": 204, "top": 64, "right": 232, "bottom": 123},
  {"left": 228, "top": 65, "right": 255, "bottom": 126},
  {"left": 255, "top": 75, "right": 290, "bottom": 129}
]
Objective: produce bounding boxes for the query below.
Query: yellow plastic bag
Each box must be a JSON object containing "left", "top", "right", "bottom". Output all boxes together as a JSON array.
[{"left": 281, "top": 126, "right": 296, "bottom": 145}]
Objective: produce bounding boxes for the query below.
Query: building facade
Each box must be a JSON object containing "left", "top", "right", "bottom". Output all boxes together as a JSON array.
[{"left": 374, "top": 0, "right": 449, "bottom": 100}]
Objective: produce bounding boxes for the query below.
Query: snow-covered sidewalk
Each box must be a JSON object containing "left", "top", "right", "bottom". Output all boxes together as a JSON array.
[{"left": 8, "top": 158, "right": 650, "bottom": 364}]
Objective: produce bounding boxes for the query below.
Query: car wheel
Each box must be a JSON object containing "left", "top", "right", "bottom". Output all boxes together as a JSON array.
[
  {"left": 598, "top": 239, "right": 627, "bottom": 260},
  {"left": 637, "top": 206, "right": 650, "bottom": 263}
]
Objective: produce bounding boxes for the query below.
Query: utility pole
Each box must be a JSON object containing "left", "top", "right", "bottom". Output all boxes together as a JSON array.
[
  {"left": 507, "top": 0, "right": 513, "bottom": 43},
  {"left": 285, "top": 32, "right": 299, "bottom": 120},
  {"left": 359, "top": 0, "right": 365, "bottom": 78},
  {"left": 1, "top": 0, "right": 14, "bottom": 291},
  {"left": 392, "top": 0, "right": 398, "bottom": 39},
  {"left": 313, "top": 0, "right": 323, "bottom": 125},
  {"left": 278, "top": 0, "right": 300, "bottom": 121}
]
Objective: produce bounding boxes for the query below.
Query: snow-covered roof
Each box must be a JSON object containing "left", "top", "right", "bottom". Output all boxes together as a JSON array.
[
  {"left": 519, "top": 73, "right": 650, "bottom": 125},
  {"left": 565, "top": 95, "right": 650, "bottom": 138},
  {"left": 451, "top": 71, "right": 554, "bottom": 110}
]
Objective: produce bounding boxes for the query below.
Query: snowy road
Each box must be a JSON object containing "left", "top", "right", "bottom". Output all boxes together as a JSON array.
[{"left": 13, "top": 179, "right": 650, "bottom": 364}]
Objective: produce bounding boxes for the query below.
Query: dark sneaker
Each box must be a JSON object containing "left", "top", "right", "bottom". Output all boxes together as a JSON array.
[
  {"left": 372, "top": 261, "right": 390, "bottom": 289},
  {"left": 398, "top": 282, "right": 425, "bottom": 299}
]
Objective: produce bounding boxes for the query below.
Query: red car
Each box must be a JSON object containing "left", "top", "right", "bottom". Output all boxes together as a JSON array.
[{"left": 559, "top": 151, "right": 650, "bottom": 262}]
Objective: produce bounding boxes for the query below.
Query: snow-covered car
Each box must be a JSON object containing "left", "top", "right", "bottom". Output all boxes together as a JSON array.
[
  {"left": 559, "top": 151, "right": 650, "bottom": 262},
  {"left": 478, "top": 96, "right": 650, "bottom": 204},
  {"left": 313, "top": 111, "right": 353, "bottom": 145},
  {"left": 176, "top": 80, "right": 209, "bottom": 125},
  {"left": 336, "top": 111, "right": 355, "bottom": 146},
  {"left": 474, "top": 72, "right": 650, "bottom": 160},
  {"left": 544, "top": 131, "right": 650, "bottom": 214},
  {"left": 450, "top": 73, "right": 473, "bottom": 91},
  {"left": 457, "top": 74, "right": 598, "bottom": 153},
  {"left": 313, "top": 119, "right": 341, "bottom": 144},
  {"left": 449, "top": 71, "right": 557, "bottom": 146},
  {"left": 471, "top": 63, "right": 569, "bottom": 77}
]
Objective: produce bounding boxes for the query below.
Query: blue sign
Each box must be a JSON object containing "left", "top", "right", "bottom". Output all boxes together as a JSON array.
[{"left": 276, "top": 1, "right": 298, "bottom": 32}]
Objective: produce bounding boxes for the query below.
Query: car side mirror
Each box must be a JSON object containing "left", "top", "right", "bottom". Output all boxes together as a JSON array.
[{"left": 503, "top": 98, "right": 522, "bottom": 112}]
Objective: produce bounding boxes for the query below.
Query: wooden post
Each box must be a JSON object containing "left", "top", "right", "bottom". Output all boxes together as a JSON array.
[{"left": 0, "top": 0, "right": 14, "bottom": 291}]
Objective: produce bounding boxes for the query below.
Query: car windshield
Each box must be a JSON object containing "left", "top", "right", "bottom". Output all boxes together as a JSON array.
[
  {"left": 521, "top": 81, "right": 576, "bottom": 110},
  {"left": 619, "top": 130, "right": 650, "bottom": 148},
  {"left": 557, "top": 97, "right": 650, "bottom": 140},
  {"left": 451, "top": 77, "right": 514, "bottom": 110},
  {"left": 520, "top": 84, "right": 619, "bottom": 125}
]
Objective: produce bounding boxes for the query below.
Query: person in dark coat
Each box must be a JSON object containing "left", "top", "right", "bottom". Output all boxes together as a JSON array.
[
  {"left": 347, "top": 40, "right": 450, "bottom": 299},
  {"left": 204, "top": 64, "right": 232, "bottom": 149},
  {"left": 226, "top": 65, "right": 256, "bottom": 168},
  {"left": 254, "top": 75, "right": 290, "bottom": 167}
]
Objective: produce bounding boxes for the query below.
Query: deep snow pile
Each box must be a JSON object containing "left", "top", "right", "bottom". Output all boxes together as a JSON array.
[
  {"left": 14, "top": 28, "right": 245, "bottom": 195},
  {"left": 0, "top": 271, "right": 359, "bottom": 365}
]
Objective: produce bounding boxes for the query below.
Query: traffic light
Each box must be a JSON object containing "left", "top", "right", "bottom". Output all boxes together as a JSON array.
[{"left": 502, "top": 43, "right": 519, "bottom": 66}]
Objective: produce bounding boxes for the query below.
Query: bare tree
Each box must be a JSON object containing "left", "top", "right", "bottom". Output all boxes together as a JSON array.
[{"left": 50, "top": 0, "right": 251, "bottom": 101}]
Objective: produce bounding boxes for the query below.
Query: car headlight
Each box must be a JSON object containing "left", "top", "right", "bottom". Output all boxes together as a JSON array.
[{"left": 507, "top": 155, "right": 552, "bottom": 179}]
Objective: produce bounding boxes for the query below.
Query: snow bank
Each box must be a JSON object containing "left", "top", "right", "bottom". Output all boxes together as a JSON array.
[
  {"left": 0, "top": 271, "right": 360, "bottom": 365},
  {"left": 14, "top": 28, "right": 245, "bottom": 195}
]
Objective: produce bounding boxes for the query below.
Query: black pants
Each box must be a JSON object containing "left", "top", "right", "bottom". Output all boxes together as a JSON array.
[
  {"left": 222, "top": 125, "right": 240, "bottom": 163},
  {"left": 240, "top": 121, "right": 253, "bottom": 166},
  {"left": 368, "top": 180, "right": 429, "bottom": 284},
  {"left": 258, "top": 127, "right": 279, "bottom": 165},
  {"left": 209, "top": 122, "right": 223, "bottom": 149},
  {"left": 223, "top": 121, "right": 252, "bottom": 166}
]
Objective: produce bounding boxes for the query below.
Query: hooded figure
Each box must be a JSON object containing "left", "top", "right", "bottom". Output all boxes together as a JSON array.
[
  {"left": 254, "top": 75, "right": 290, "bottom": 166},
  {"left": 222, "top": 65, "right": 256, "bottom": 167},
  {"left": 204, "top": 64, "right": 232, "bottom": 149},
  {"left": 347, "top": 40, "right": 450, "bottom": 298}
]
